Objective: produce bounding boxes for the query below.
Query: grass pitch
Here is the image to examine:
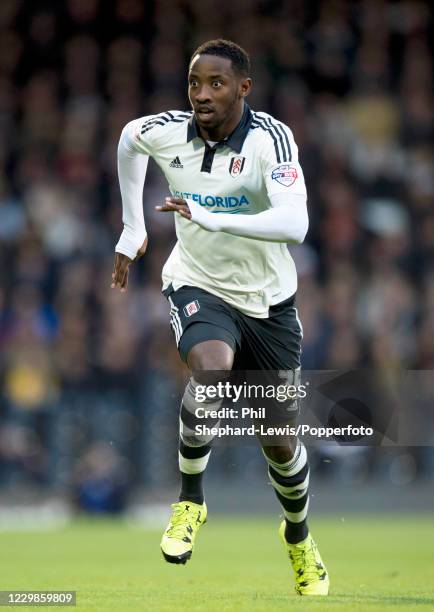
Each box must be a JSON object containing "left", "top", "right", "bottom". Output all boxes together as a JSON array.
[{"left": 1, "top": 515, "right": 433, "bottom": 611}]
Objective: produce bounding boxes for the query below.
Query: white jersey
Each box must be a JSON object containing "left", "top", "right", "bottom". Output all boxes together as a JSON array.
[{"left": 126, "top": 104, "right": 307, "bottom": 318}]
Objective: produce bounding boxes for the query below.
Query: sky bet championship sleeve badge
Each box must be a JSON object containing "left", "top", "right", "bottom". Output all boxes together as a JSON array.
[
  {"left": 229, "top": 156, "right": 246, "bottom": 178},
  {"left": 183, "top": 300, "right": 200, "bottom": 317},
  {"left": 271, "top": 164, "right": 298, "bottom": 186}
]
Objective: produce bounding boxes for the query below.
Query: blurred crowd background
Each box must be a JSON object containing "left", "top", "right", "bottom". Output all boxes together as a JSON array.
[{"left": 0, "top": 0, "right": 433, "bottom": 514}]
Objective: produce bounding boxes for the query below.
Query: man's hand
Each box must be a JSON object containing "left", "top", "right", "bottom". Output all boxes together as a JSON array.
[
  {"left": 155, "top": 197, "right": 192, "bottom": 220},
  {"left": 156, "top": 196, "right": 222, "bottom": 233},
  {"left": 111, "top": 237, "right": 148, "bottom": 293}
]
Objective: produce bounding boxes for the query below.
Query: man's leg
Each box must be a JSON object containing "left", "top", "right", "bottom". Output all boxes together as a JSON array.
[
  {"left": 252, "top": 368, "right": 310, "bottom": 544},
  {"left": 177, "top": 340, "right": 234, "bottom": 505},
  {"left": 235, "top": 298, "right": 329, "bottom": 594},
  {"left": 259, "top": 433, "right": 329, "bottom": 595},
  {"left": 161, "top": 339, "right": 234, "bottom": 564},
  {"left": 261, "top": 438, "right": 309, "bottom": 544}
]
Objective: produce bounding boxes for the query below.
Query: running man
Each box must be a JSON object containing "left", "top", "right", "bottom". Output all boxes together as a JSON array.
[{"left": 112, "top": 39, "right": 329, "bottom": 596}]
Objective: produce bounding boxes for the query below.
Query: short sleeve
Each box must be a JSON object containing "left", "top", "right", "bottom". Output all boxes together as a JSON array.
[{"left": 259, "top": 119, "right": 307, "bottom": 199}]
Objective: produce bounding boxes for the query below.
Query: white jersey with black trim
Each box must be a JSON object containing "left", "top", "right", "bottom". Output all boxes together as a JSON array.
[{"left": 125, "top": 105, "right": 307, "bottom": 318}]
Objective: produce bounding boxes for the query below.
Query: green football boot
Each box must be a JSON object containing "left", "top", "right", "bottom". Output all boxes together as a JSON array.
[
  {"left": 279, "top": 521, "right": 329, "bottom": 595},
  {"left": 161, "top": 501, "right": 207, "bottom": 565}
]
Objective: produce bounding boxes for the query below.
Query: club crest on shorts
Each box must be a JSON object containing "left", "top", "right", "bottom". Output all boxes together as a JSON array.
[
  {"left": 229, "top": 156, "right": 245, "bottom": 178},
  {"left": 183, "top": 300, "right": 200, "bottom": 317},
  {"left": 271, "top": 164, "right": 298, "bottom": 187}
]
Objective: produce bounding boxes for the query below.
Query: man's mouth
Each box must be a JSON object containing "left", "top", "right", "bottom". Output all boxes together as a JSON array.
[{"left": 196, "top": 108, "right": 215, "bottom": 118}]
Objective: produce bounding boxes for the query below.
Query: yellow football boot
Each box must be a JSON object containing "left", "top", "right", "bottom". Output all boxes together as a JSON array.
[
  {"left": 161, "top": 501, "right": 207, "bottom": 564},
  {"left": 279, "top": 521, "right": 329, "bottom": 595}
]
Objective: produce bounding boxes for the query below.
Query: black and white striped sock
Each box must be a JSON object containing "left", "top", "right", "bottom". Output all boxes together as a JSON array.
[
  {"left": 178, "top": 377, "right": 221, "bottom": 505},
  {"left": 263, "top": 441, "right": 310, "bottom": 544}
]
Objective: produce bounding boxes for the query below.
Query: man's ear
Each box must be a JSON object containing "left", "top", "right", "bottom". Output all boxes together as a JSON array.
[{"left": 239, "top": 77, "right": 252, "bottom": 98}]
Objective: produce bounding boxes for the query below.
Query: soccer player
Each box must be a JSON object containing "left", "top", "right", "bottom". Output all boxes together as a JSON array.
[{"left": 112, "top": 39, "right": 329, "bottom": 596}]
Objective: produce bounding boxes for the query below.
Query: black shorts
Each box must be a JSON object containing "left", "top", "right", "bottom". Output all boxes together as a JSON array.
[{"left": 164, "top": 284, "right": 303, "bottom": 370}]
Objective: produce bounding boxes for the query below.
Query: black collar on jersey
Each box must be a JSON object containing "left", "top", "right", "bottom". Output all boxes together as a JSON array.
[{"left": 187, "top": 103, "right": 253, "bottom": 154}]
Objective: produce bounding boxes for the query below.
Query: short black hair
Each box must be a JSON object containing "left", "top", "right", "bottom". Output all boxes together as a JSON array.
[{"left": 190, "top": 39, "right": 250, "bottom": 77}]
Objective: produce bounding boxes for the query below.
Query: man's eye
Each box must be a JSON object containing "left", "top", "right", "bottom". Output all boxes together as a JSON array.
[
  {"left": 189, "top": 81, "right": 198, "bottom": 87},
  {"left": 212, "top": 81, "right": 222, "bottom": 87}
]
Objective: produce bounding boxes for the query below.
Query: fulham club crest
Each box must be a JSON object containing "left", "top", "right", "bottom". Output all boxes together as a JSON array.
[
  {"left": 229, "top": 156, "right": 245, "bottom": 178},
  {"left": 183, "top": 300, "right": 200, "bottom": 317}
]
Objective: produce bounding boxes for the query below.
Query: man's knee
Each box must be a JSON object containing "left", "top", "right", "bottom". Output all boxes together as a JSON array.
[
  {"left": 187, "top": 340, "right": 234, "bottom": 376},
  {"left": 262, "top": 441, "right": 298, "bottom": 464}
]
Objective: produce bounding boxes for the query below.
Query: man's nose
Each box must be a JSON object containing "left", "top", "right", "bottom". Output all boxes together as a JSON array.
[{"left": 194, "top": 85, "right": 212, "bottom": 103}]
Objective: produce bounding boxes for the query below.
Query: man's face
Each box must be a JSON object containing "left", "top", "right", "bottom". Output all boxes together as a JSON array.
[{"left": 188, "top": 54, "right": 249, "bottom": 132}]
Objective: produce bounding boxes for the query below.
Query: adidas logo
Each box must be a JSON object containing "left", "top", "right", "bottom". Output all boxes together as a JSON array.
[{"left": 169, "top": 156, "right": 183, "bottom": 168}]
